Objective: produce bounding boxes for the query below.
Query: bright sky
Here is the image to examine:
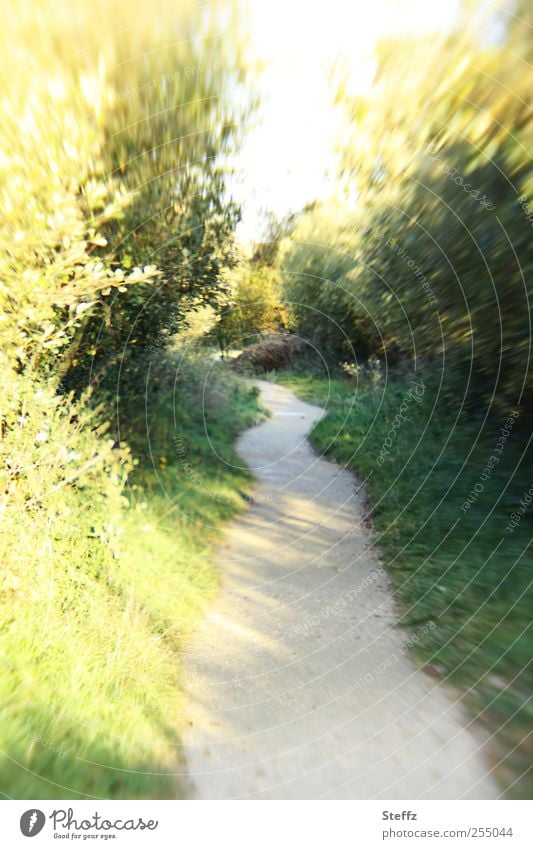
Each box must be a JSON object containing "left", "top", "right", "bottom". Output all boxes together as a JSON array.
[{"left": 233, "top": 0, "right": 461, "bottom": 243}]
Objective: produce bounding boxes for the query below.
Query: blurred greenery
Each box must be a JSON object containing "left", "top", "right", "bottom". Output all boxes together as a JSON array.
[
  {"left": 1, "top": 0, "right": 531, "bottom": 802},
  {"left": 283, "top": 9, "right": 532, "bottom": 417},
  {"left": 0, "top": 0, "right": 262, "bottom": 799},
  {"left": 0, "top": 354, "right": 262, "bottom": 799},
  {"left": 279, "top": 10, "right": 532, "bottom": 798},
  {"left": 210, "top": 213, "right": 293, "bottom": 355}
]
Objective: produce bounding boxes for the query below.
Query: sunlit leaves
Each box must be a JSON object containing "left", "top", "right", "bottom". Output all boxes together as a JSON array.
[{"left": 283, "top": 8, "right": 532, "bottom": 414}]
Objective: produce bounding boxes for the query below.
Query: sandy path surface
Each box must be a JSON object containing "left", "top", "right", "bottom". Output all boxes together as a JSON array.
[{"left": 181, "top": 381, "right": 497, "bottom": 799}]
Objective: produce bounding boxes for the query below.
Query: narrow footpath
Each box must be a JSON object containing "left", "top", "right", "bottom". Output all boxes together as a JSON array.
[{"left": 181, "top": 381, "right": 497, "bottom": 799}]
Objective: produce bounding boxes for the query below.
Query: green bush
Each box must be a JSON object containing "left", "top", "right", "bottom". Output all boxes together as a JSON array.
[
  {"left": 282, "top": 12, "right": 532, "bottom": 416},
  {"left": 0, "top": 0, "right": 256, "bottom": 798}
]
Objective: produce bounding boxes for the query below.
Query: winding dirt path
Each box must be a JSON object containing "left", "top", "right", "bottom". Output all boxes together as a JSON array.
[{"left": 181, "top": 381, "right": 497, "bottom": 799}]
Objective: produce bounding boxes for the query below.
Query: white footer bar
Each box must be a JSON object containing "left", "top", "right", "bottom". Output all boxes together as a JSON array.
[{"left": 3, "top": 800, "right": 532, "bottom": 848}]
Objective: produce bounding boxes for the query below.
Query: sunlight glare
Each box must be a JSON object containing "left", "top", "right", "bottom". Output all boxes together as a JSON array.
[{"left": 235, "top": 0, "right": 461, "bottom": 242}]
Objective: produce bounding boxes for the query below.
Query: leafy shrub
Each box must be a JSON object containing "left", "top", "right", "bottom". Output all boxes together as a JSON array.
[
  {"left": 282, "top": 11, "right": 532, "bottom": 417},
  {"left": 0, "top": 0, "right": 254, "bottom": 798}
]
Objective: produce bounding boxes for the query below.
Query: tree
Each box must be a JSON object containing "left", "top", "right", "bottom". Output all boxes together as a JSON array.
[{"left": 282, "top": 7, "right": 533, "bottom": 414}]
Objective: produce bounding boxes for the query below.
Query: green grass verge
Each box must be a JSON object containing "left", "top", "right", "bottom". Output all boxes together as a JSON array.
[
  {"left": 278, "top": 371, "right": 532, "bottom": 797},
  {"left": 0, "top": 360, "right": 263, "bottom": 799}
]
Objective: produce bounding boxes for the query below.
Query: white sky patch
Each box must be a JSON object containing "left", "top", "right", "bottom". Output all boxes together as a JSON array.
[{"left": 233, "top": 0, "right": 461, "bottom": 243}]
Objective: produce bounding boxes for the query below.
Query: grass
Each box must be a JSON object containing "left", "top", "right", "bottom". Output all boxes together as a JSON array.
[
  {"left": 0, "top": 358, "right": 263, "bottom": 799},
  {"left": 278, "top": 370, "right": 532, "bottom": 797}
]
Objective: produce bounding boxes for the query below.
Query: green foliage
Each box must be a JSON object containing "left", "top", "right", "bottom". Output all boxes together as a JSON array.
[
  {"left": 0, "top": 0, "right": 249, "bottom": 394},
  {"left": 211, "top": 215, "right": 293, "bottom": 354},
  {"left": 213, "top": 261, "right": 286, "bottom": 354},
  {"left": 282, "top": 14, "right": 533, "bottom": 415},
  {"left": 0, "top": 0, "right": 258, "bottom": 799},
  {"left": 63, "top": 2, "right": 250, "bottom": 395},
  {"left": 0, "top": 360, "right": 262, "bottom": 799},
  {"left": 282, "top": 204, "right": 381, "bottom": 362},
  {"left": 280, "top": 372, "right": 532, "bottom": 797}
]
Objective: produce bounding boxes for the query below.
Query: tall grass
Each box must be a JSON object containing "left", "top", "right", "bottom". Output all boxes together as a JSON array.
[{"left": 1, "top": 359, "right": 262, "bottom": 799}]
